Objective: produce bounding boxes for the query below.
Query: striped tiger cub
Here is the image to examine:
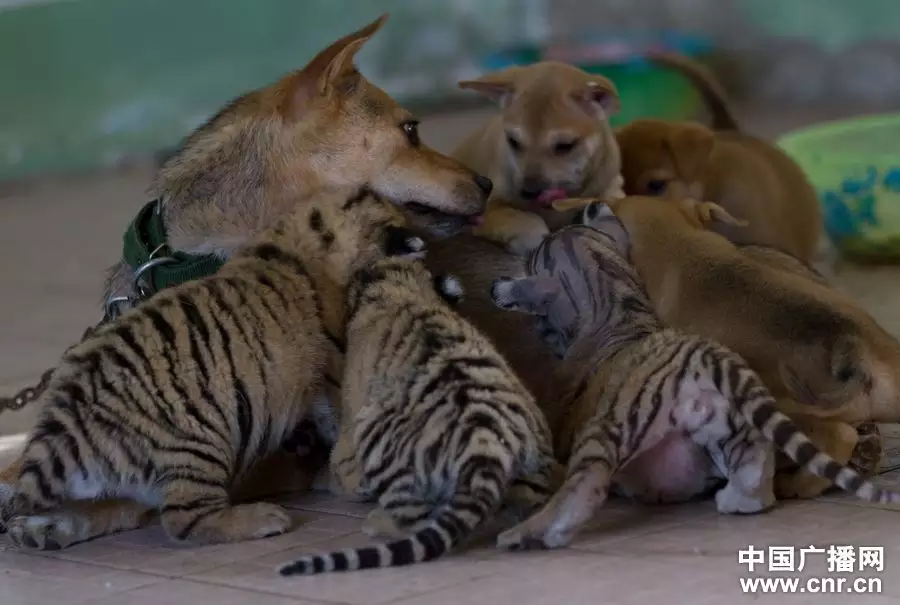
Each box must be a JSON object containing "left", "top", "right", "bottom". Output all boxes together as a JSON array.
[
  {"left": 0, "top": 189, "right": 425, "bottom": 546},
  {"left": 278, "top": 258, "right": 559, "bottom": 576},
  {"left": 488, "top": 202, "right": 900, "bottom": 549}
]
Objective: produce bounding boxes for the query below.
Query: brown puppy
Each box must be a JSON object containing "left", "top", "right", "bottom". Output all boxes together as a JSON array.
[
  {"left": 615, "top": 53, "right": 822, "bottom": 263},
  {"left": 562, "top": 195, "right": 898, "bottom": 498},
  {"left": 0, "top": 14, "right": 491, "bottom": 550},
  {"left": 453, "top": 62, "right": 623, "bottom": 255}
]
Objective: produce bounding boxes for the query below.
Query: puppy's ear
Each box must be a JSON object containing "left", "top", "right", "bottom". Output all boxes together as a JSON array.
[
  {"left": 490, "top": 276, "right": 558, "bottom": 315},
  {"left": 458, "top": 67, "right": 522, "bottom": 108},
  {"left": 678, "top": 199, "right": 747, "bottom": 229},
  {"left": 579, "top": 202, "right": 631, "bottom": 255},
  {"left": 433, "top": 274, "right": 464, "bottom": 306},
  {"left": 282, "top": 14, "right": 387, "bottom": 114},
  {"left": 571, "top": 75, "right": 620, "bottom": 117},
  {"left": 666, "top": 123, "right": 714, "bottom": 179}
]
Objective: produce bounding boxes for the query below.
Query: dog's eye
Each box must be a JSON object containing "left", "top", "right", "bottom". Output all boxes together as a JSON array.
[
  {"left": 401, "top": 121, "right": 420, "bottom": 146},
  {"left": 553, "top": 140, "right": 577, "bottom": 155},
  {"left": 646, "top": 179, "right": 668, "bottom": 195},
  {"left": 506, "top": 134, "right": 522, "bottom": 152}
]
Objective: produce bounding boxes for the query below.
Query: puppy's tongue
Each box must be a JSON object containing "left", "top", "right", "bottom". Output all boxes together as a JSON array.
[
  {"left": 467, "top": 214, "right": 484, "bottom": 226},
  {"left": 536, "top": 189, "right": 569, "bottom": 206}
]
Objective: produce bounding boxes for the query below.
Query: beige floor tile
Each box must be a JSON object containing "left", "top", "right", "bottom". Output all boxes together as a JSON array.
[
  {"left": 41, "top": 510, "right": 353, "bottom": 577},
  {"left": 0, "top": 549, "right": 161, "bottom": 605},
  {"left": 189, "top": 534, "right": 534, "bottom": 605},
  {"left": 81, "top": 579, "right": 322, "bottom": 605},
  {"left": 387, "top": 550, "right": 698, "bottom": 605}
]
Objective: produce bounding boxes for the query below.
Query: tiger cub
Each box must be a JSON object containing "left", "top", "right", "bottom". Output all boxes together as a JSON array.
[
  {"left": 278, "top": 258, "right": 559, "bottom": 576},
  {"left": 489, "top": 202, "right": 900, "bottom": 549},
  {"left": 0, "top": 189, "right": 425, "bottom": 546}
]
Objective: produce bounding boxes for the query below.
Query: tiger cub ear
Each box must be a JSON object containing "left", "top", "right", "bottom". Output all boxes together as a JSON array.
[
  {"left": 490, "top": 275, "right": 558, "bottom": 315},
  {"left": 384, "top": 226, "right": 426, "bottom": 260},
  {"left": 578, "top": 201, "right": 631, "bottom": 255}
]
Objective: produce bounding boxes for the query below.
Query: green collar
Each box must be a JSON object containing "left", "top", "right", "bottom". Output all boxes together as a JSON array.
[{"left": 122, "top": 200, "right": 225, "bottom": 294}]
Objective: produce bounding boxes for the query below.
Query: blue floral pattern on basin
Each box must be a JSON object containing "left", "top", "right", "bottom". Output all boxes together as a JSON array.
[{"left": 822, "top": 166, "right": 900, "bottom": 243}]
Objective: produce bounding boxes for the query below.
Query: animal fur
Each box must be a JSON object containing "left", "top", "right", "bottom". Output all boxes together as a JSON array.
[
  {"left": 0, "top": 13, "right": 492, "bottom": 551},
  {"left": 452, "top": 62, "right": 624, "bottom": 256},
  {"left": 278, "top": 258, "right": 558, "bottom": 575},
  {"left": 615, "top": 52, "right": 823, "bottom": 263},
  {"left": 0, "top": 190, "right": 425, "bottom": 547},
  {"left": 554, "top": 194, "right": 899, "bottom": 498},
  {"left": 489, "top": 210, "right": 899, "bottom": 548}
]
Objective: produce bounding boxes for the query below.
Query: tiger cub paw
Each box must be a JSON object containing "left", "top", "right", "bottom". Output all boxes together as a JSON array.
[
  {"left": 715, "top": 481, "right": 776, "bottom": 514},
  {"left": 496, "top": 519, "right": 571, "bottom": 551},
  {"left": 7, "top": 513, "right": 79, "bottom": 550},
  {"left": 164, "top": 502, "right": 293, "bottom": 544},
  {"left": 234, "top": 503, "right": 293, "bottom": 540}
]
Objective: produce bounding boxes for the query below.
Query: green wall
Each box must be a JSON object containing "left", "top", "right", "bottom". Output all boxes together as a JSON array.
[{"left": 0, "top": 0, "right": 541, "bottom": 180}]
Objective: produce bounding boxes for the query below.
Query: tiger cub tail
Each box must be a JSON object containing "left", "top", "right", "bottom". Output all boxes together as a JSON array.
[
  {"left": 733, "top": 365, "right": 900, "bottom": 505},
  {"left": 278, "top": 458, "right": 506, "bottom": 575}
]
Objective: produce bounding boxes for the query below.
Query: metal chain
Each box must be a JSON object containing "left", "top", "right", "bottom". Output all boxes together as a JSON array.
[
  {"left": 0, "top": 323, "right": 102, "bottom": 417},
  {"left": 0, "top": 201, "right": 179, "bottom": 418}
]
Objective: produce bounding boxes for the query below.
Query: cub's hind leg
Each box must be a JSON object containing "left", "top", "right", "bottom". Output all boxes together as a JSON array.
[
  {"left": 505, "top": 452, "right": 565, "bottom": 519},
  {"left": 159, "top": 471, "right": 291, "bottom": 544},
  {"left": 707, "top": 426, "right": 776, "bottom": 515},
  {"left": 1, "top": 441, "right": 152, "bottom": 550},
  {"left": 498, "top": 461, "right": 613, "bottom": 550},
  {"left": 7, "top": 499, "right": 154, "bottom": 550},
  {"left": 498, "top": 424, "right": 619, "bottom": 550},
  {"left": 1, "top": 439, "right": 84, "bottom": 530},
  {"left": 675, "top": 385, "right": 776, "bottom": 514}
]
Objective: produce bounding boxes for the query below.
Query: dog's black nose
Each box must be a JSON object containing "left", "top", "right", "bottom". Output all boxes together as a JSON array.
[{"left": 474, "top": 175, "right": 493, "bottom": 196}]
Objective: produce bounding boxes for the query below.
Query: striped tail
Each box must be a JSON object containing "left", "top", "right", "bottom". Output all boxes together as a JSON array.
[
  {"left": 278, "top": 501, "right": 491, "bottom": 576},
  {"left": 736, "top": 375, "right": 900, "bottom": 506}
]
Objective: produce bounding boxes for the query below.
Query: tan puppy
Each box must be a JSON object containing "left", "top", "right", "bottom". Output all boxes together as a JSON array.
[
  {"left": 0, "top": 14, "right": 491, "bottom": 551},
  {"left": 557, "top": 195, "right": 898, "bottom": 498},
  {"left": 453, "top": 62, "right": 624, "bottom": 255},
  {"left": 615, "top": 53, "right": 822, "bottom": 263}
]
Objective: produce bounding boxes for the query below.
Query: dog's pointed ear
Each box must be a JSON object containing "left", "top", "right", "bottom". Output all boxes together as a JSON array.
[
  {"left": 571, "top": 75, "right": 620, "bottom": 117},
  {"left": 458, "top": 67, "right": 522, "bottom": 108},
  {"left": 667, "top": 123, "right": 715, "bottom": 179},
  {"left": 490, "top": 275, "right": 558, "bottom": 315},
  {"left": 678, "top": 199, "right": 747, "bottom": 229},
  {"left": 579, "top": 201, "right": 631, "bottom": 254},
  {"left": 283, "top": 14, "right": 387, "bottom": 113}
]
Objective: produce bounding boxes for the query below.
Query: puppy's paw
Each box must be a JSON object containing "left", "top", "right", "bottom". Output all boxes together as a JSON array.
[
  {"left": 774, "top": 472, "right": 831, "bottom": 500},
  {"left": 506, "top": 231, "right": 547, "bottom": 257}
]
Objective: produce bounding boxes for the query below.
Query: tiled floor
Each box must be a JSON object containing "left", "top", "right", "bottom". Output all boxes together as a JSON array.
[
  {"left": 2, "top": 492, "right": 900, "bottom": 604},
  {"left": 2, "top": 104, "right": 900, "bottom": 603}
]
